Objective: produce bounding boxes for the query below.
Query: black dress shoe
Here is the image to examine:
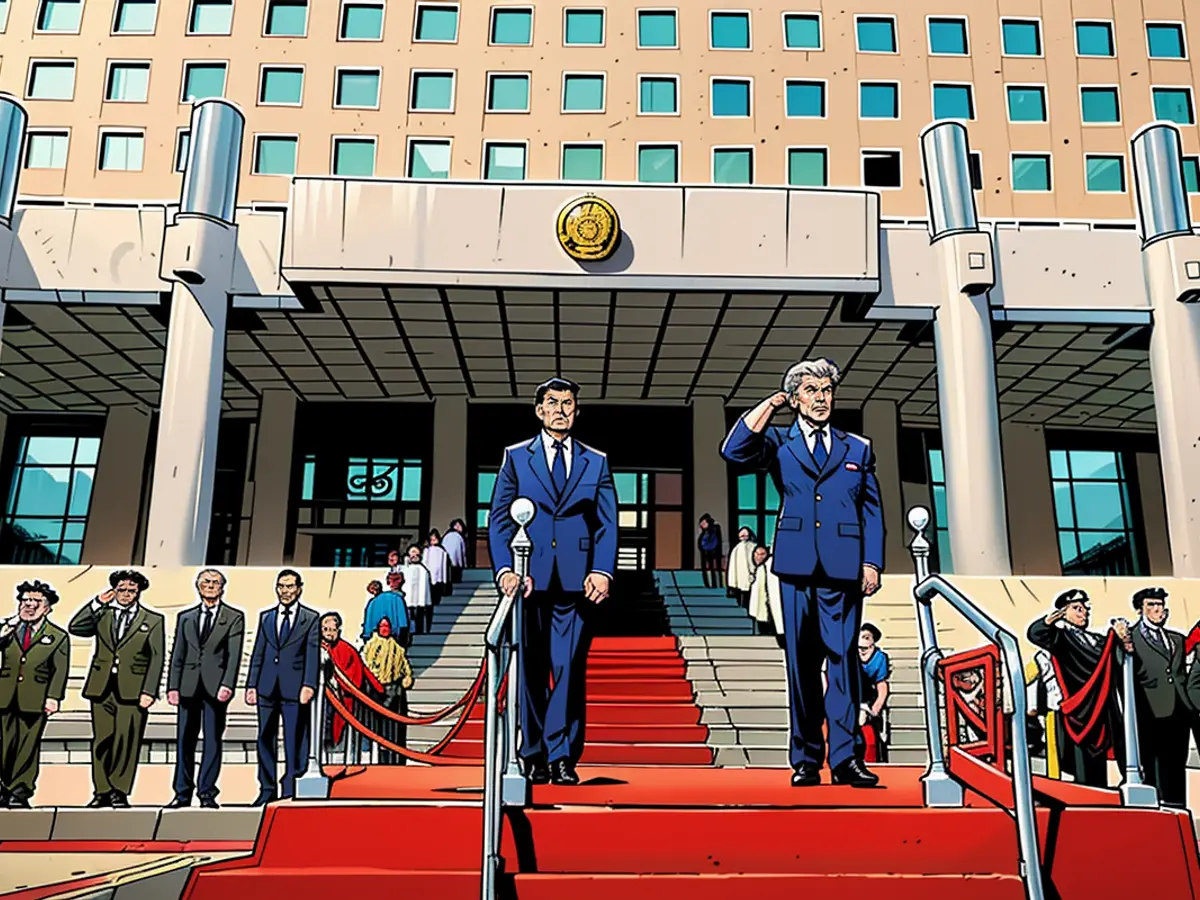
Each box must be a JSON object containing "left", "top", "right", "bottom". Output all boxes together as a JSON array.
[
  {"left": 831, "top": 758, "right": 880, "bottom": 788},
  {"left": 791, "top": 763, "right": 821, "bottom": 787},
  {"left": 87, "top": 793, "right": 113, "bottom": 809},
  {"left": 199, "top": 797, "right": 220, "bottom": 809},
  {"left": 524, "top": 758, "right": 550, "bottom": 785},
  {"left": 110, "top": 792, "right": 131, "bottom": 808},
  {"left": 7, "top": 794, "right": 31, "bottom": 809},
  {"left": 164, "top": 796, "right": 192, "bottom": 810},
  {"left": 251, "top": 793, "right": 277, "bottom": 807},
  {"left": 549, "top": 760, "right": 580, "bottom": 786}
]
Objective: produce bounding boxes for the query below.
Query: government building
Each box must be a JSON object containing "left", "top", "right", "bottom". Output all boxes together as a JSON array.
[{"left": 0, "top": 0, "right": 1198, "bottom": 582}]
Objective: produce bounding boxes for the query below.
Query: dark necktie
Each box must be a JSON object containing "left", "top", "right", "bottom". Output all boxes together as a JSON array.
[
  {"left": 279, "top": 607, "right": 292, "bottom": 644},
  {"left": 811, "top": 429, "right": 828, "bottom": 469},
  {"left": 113, "top": 610, "right": 128, "bottom": 643},
  {"left": 551, "top": 441, "right": 567, "bottom": 495},
  {"left": 200, "top": 608, "right": 214, "bottom": 644},
  {"left": 20, "top": 625, "right": 32, "bottom": 652}
]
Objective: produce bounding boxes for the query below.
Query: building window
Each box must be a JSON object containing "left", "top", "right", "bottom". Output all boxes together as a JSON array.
[
  {"left": 1001, "top": 19, "right": 1041, "bottom": 56},
  {"left": 932, "top": 83, "right": 974, "bottom": 120},
  {"left": 484, "top": 142, "right": 527, "bottom": 180},
  {"left": 788, "top": 147, "right": 827, "bottom": 186},
  {"left": 785, "top": 80, "right": 825, "bottom": 117},
  {"left": 491, "top": 6, "right": 532, "bottom": 45},
  {"left": 182, "top": 62, "right": 227, "bottom": 102},
  {"left": 0, "top": 0, "right": 9, "bottom": 30},
  {"left": 711, "top": 78, "right": 751, "bottom": 117},
  {"left": 713, "top": 147, "right": 752, "bottom": 184},
  {"left": 926, "top": 448, "right": 953, "bottom": 574},
  {"left": 259, "top": 66, "right": 304, "bottom": 105},
  {"left": 1085, "top": 155, "right": 1125, "bottom": 192},
  {"left": 1075, "top": 20, "right": 1114, "bottom": 56},
  {"left": 562, "top": 73, "right": 605, "bottom": 112},
  {"left": 638, "top": 144, "right": 678, "bottom": 183},
  {"left": 335, "top": 68, "right": 381, "bottom": 108},
  {"left": 2, "top": 435, "right": 100, "bottom": 565},
  {"left": 710, "top": 10, "right": 750, "bottom": 49},
  {"left": 345, "top": 458, "right": 421, "bottom": 504},
  {"left": 188, "top": 0, "right": 232, "bottom": 35},
  {"left": 487, "top": 73, "right": 531, "bottom": 112},
  {"left": 859, "top": 82, "right": 899, "bottom": 119},
  {"left": 735, "top": 472, "right": 780, "bottom": 549},
  {"left": 1050, "top": 449, "right": 1144, "bottom": 576},
  {"left": 564, "top": 8, "right": 603, "bottom": 45},
  {"left": 1147, "top": 22, "right": 1186, "bottom": 59},
  {"left": 99, "top": 131, "right": 145, "bottom": 171},
  {"left": 561, "top": 142, "right": 603, "bottom": 180},
  {"left": 36, "top": 0, "right": 83, "bottom": 33},
  {"left": 299, "top": 454, "right": 316, "bottom": 501},
  {"left": 254, "top": 135, "right": 298, "bottom": 175},
  {"left": 1153, "top": 87, "right": 1195, "bottom": 125},
  {"left": 638, "top": 76, "right": 678, "bottom": 114},
  {"left": 928, "top": 16, "right": 967, "bottom": 54},
  {"left": 1007, "top": 85, "right": 1047, "bottom": 122},
  {"left": 407, "top": 138, "right": 451, "bottom": 178},
  {"left": 333, "top": 136, "right": 376, "bottom": 176},
  {"left": 969, "top": 151, "right": 983, "bottom": 189},
  {"left": 1011, "top": 153, "right": 1051, "bottom": 192},
  {"left": 856, "top": 16, "right": 896, "bottom": 53},
  {"left": 265, "top": 0, "right": 307, "bottom": 36},
  {"left": 410, "top": 71, "right": 455, "bottom": 111},
  {"left": 414, "top": 2, "right": 457, "bottom": 41},
  {"left": 637, "top": 9, "right": 677, "bottom": 48},
  {"left": 1080, "top": 86, "right": 1120, "bottom": 123},
  {"left": 113, "top": 0, "right": 157, "bottom": 34},
  {"left": 475, "top": 470, "right": 497, "bottom": 530},
  {"left": 862, "top": 149, "right": 901, "bottom": 188},
  {"left": 1184, "top": 156, "right": 1200, "bottom": 193},
  {"left": 24, "top": 131, "right": 69, "bottom": 169},
  {"left": 26, "top": 61, "right": 77, "bottom": 101},
  {"left": 783, "top": 13, "right": 821, "bottom": 50},
  {"left": 341, "top": 1, "right": 384, "bottom": 40},
  {"left": 174, "top": 129, "right": 190, "bottom": 171},
  {"left": 106, "top": 62, "right": 150, "bottom": 102}
]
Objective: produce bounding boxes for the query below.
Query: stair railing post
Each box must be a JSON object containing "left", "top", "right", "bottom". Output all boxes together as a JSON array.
[
  {"left": 1118, "top": 642, "right": 1159, "bottom": 807},
  {"left": 294, "top": 656, "right": 331, "bottom": 799},
  {"left": 502, "top": 500, "right": 533, "bottom": 807}
]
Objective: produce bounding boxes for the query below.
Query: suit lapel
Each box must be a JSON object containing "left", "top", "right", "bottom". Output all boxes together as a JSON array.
[
  {"left": 525, "top": 437, "right": 557, "bottom": 501},
  {"left": 816, "top": 431, "right": 850, "bottom": 485},
  {"left": 1142, "top": 625, "right": 1172, "bottom": 661},
  {"left": 783, "top": 434, "right": 821, "bottom": 481},
  {"left": 116, "top": 607, "right": 147, "bottom": 649},
  {"left": 280, "top": 606, "right": 305, "bottom": 649},
  {"left": 556, "top": 443, "right": 591, "bottom": 511}
]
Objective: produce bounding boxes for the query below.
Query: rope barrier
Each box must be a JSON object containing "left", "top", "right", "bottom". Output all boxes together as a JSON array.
[
  {"left": 323, "top": 690, "right": 478, "bottom": 766},
  {"left": 331, "top": 660, "right": 485, "bottom": 726}
]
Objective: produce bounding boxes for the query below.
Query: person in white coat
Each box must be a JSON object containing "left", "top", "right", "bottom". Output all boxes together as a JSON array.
[
  {"left": 441, "top": 520, "right": 468, "bottom": 593},
  {"left": 747, "top": 545, "right": 772, "bottom": 634},
  {"left": 400, "top": 545, "right": 434, "bottom": 635},
  {"left": 726, "top": 527, "right": 758, "bottom": 610},
  {"left": 763, "top": 553, "right": 784, "bottom": 644},
  {"left": 422, "top": 530, "right": 451, "bottom": 604}
]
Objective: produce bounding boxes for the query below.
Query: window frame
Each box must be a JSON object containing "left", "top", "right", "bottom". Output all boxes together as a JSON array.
[
  {"left": 23, "top": 128, "right": 71, "bottom": 170},
  {"left": 854, "top": 13, "right": 898, "bottom": 54},
  {"left": 1083, "top": 153, "right": 1127, "bottom": 194},
  {"left": 1183, "top": 155, "right": 1200, "bottom": 194},
  {"left": 412, "top": 1, "right": 459, "bottom": 43},
  {"left": 1047, "top": 445, "right": 1147, "bottom": 577},
  {"left": 405, "top": 135, "right": 453, "bottom": 178},
  {"left": 1005, "top": 82, "right": 1049, "bottom": 123},
  {"left": 489, "top": 4, "right": 534, "bottom": 46},
  {"left": 111, "top": 0, "right": 158, "bottom": 35},
  {"left": 785, "top": 145, "right": 829, "bottom": 187},
  {"left": 860, "top": 148, "right": 903, "bottom": 191},
  {"left": 925, "top": 14, "right": 969, "bottom": 56},
  {"left": 783, "top": 77, "right": 827, "bottom": 119},
  {"left": 174, "top": 126, "right": 190, "bottom": 172},
  {"left": 561, "top": 70, "right": 607, "bottom": 114},
  {"left": 338, "top": 0, "right": 386, "bottom": 41},
  {"left": 562, "top": 7, "right": 605, "bottom": 46},
  {"left": 25, "top": 58, "right": 78, "bottom": 102},
  {"left": 1145, "top": 20, "right": 1188, "bottom": 60},
  {"left": 330, "top": 134, "right": 378, "bottom": 177},
  {"left": 1073, "top": 18, "right": 1115, "bottom": 57},
  {"left": 711, "top": 145, "right": 754, "bottom": 184},
  {"left": 409, "top": 69, "right": 457, "bottom": 113},
  {"left": 930, "top": 80, "right": 976, "bottom": 121},
  {"left": 186, "top": 0, "right": 233, "bottom": 36},
  {"left": 180, "top": 59, "right": 230, "bottom": 104},
  {"left": 34, "top": 0, "right": 85, "bottom": 35},
  {"left": 1151, "top": 84, "right": 1196, "bottom": 125},
  {"left": 96, "top": 128, "right": 146, "bottom": 172},
  {"left": 1000, "top": 16, "right": 1043, "bottom": 58},
  {"left": 635, "top": 6, "right": 678, "bottom": 49},
  {"left": 485, "top": 71, "right": 533, "bottom": 114},
  {"left": 637, "top": 73, "right": 680, "bottom": 116},
  {"left": 780, "top": 10, "right": 822, "bottom": 51},
  {"left": 333, "top": 66, "right": 383, "bottom": 110},
  {"left": 1009, "top": 151, "right": 1054, "bottom": 193},
  {"left": 482, "top": 139, "right": 530, "bottom": 180},
  {"left": 709, "top": 75, "right": 753, "bottom": 118},
  {"left": 262, "top": 0, "right": 310, "bottom": 38},
  {"left": 708, "top": 8, "right": 752, "bottom": 51},
  {"left": 1078, "top": 83, "right": 1121, "bottom": 126},
  {"left": 104, "top": 59, "right": 152, "bottom": 104},
  {"left": 258, "top": 63, "right": 306, "bottom": 107},
  {"left": 968, "top": 150, "right": 984, "bottom": 190},
  {"left": 858, "top": 79, "right": 901, "bottom": 120},
  {"left": 252, "top": 132, "right": 300, "bottom": 177},
  {"left": 560, "top": 140, "right": 606, "bottom": 180},
  {"left": 636, "top": 141, "right": 682, "bottom": 184}
]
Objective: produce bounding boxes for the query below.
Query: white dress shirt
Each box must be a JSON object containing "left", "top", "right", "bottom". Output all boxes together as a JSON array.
[
  {"left": 542, "top": 431, "right": 574, "bottom": 479},
  {"left": 796, "top": 418, "right": 832, "bottom": 458},
  {"left": 401, "top": 562, "right": 433, "bottom": 608},
  {"left": 1140, "top": 618, "right": 1172, "bottom": 651},
  {"left": 275, "top": 602, "right": 298, "bottom": 638},
  {"left": 93, "top": 599, "right": 140, "bottom": 642}
]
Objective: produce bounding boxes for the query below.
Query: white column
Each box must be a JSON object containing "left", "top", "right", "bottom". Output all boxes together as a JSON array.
[
  {"left": 862, "top": 399, "right": 907, "bottom": 573},
  {"left": 245, "top": 390, "right": 298, "bottom": 565},
  {"left": 691, "top": 397, "right": 729, "bottom": 556},
  {"left": 0, "top": 96, "right": 29, "bottom": 356},
  {"left": 429, "top": 396, "right": 468, "bottom": 532},
  {"left": 81, "top": 405, "right": 153, "bottom": 565}
]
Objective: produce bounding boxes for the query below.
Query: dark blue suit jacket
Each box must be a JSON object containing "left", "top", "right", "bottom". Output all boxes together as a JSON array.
[
  {"left": 721, "top": 418, "right": 884, "bottom": 582},
  {"left": 246, "top": 604, "right": 320, "bottom": 701},
  {"left": 489, "top": 435, "right": 619, "bottom": 592}
]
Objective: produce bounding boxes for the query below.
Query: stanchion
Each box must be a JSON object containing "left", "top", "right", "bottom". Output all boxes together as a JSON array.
[
  {"left": 295, "top": 660, "right": 330, "bottom": 799},
  {"left": 502, "top": 500, "right": 533, "bottom": 806}
]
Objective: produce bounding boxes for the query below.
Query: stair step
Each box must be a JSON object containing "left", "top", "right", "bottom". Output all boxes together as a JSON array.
[
  {"left": 467, "top": 703, "right": 702, "bottom": 725},
  {"left": 434, "top": 741, "right": 714, "bottom": 765},
  {"left": 427, "top": 722, "right": 710, "bottom": 743}
]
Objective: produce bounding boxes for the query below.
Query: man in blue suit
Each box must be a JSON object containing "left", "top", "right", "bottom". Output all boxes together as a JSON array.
[
  {"left": 722, "top": 358, "right": 884, "bottom": 788},
  {"left": 489, "top": 377, "right": 618, "bottom": 786},
  {"left": 245, "top": 569, "right": 320, "bottom": 804}
]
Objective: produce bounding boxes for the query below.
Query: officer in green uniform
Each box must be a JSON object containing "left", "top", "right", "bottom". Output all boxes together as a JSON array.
[{"left": 0, "top": 580, "right": 69, "bottom": 808}]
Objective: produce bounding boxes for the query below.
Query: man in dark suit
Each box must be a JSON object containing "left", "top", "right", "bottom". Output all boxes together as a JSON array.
[
  {"left": 489, "top": 377, "right": 618, "bottom": 786},
  {"left": 166, "top": 568, "right": 245, "bottom": 809},
  {"left": 69, "top": 569, "right": 165, "bottom": 808},
  {"left": 721, "top": 358, "right": 884, "bottom": 788},
  {"left": 0, "top": 580, "right": 69, "bottom": 808},
  {"left": 246, "top": 569, "right": 319, "bottom": 804}
]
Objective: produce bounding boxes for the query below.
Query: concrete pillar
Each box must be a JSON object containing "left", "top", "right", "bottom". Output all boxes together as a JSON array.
[
  {"left": 1135, "top": 452, "right": 1173, "bottom": 576},
  {"left": 245, "top": 390, "right": 298, "bottom": 565},
  {"left": 429, "top": 396, "right": 468, "bottom": 532},
  {"left": 1132, "top": 123, "right": 1200, "bottom": 577},
  {"left": 861, "top": 399, "right": 906, "bottom": 573},
  {"left": 1001, "top": 422, "right": 1060, "bottom": 576},
  {"left": 692, "top": 397, "right": 729, "bottom": 561},
  {"left": 81, "top": 406, "right": 153, "bottom": 565},
  {"left": 143, "top": 100, "right": 244, "bottom": 568},
  {"left": 0, "top": 95, "right": 29, "bottom": 338}
]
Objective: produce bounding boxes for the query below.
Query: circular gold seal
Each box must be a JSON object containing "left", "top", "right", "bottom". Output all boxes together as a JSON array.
[{"left": 556, "top": 195, "right": 621, "bottom": 262}]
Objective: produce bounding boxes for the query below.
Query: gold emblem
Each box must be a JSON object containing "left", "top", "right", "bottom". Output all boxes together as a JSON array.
[{"left": 556, "top": 195, "right": 621, "bottom": 262}]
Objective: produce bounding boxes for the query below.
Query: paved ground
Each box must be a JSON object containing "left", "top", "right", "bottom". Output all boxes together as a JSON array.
[{"left": 25, "top": 763, "right": 265, "bottom": 808}]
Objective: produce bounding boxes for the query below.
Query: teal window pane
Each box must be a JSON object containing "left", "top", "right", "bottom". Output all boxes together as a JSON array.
[
  {"left": 565, "top": 9, "right": 603, "bottom": 45},
  {"left": 787, "top": 149, "right": 827, "bottom": 186},
  {"left": 1068, "top": 450, "right": 1119, "bottom": 480},
  {"left": 764, "top": 479, "right": 780, "bottom": 510},
  {"left": 477, "top": 509, "right": 489, "bottom": 528},
  {"left": 736, "top": 474, "right": 756, "bottom": 510},
  {"left": 337, "top": 70, "right": 380, "bottom": 107},
  {"left": 333, "top": 139, "right": 375, "bottom": 176},
  {"left": 14, "top": 469, "right": 68, "bottom": 516},
  {"left": 107, "top": 64, "right": 149, "bottom": 102},
  {"left": 1080, "top": 87, "right": 1119, "bottom": 123},
  {"left": 1002, "top": 20, "right": 1041, "bottom": 55},
  {"left": 76, "top": 438, "right": 100, "bottom": 466},
  {"left": 638, "top": 10, "right": 676, "bottom": 47},
  {"left": 928, "top": 448, "right": 945, "bottom": 482},
  {"left": 38, "top": 0, "right": 82, "bottom": 31},
  {"left": 477, "top": 472, "right": 497, "bottom": 504},
  {"left": 26, "top": 436, "right": 76, "bottom": 465},
  {"left": 711, "top": 80, "right": 750, "bottom": 116},
  {"left": 1049, "top": 450, "right": 1069, "bottom": 479},
  {"left": 28, "top": 63, "right": 76, "bottom": 100},
  {"left": 563, "top": 74, "right": 604, "bottom": 111},
  {"left": 1011, "top": 155, "right": 1051, "bottom": 191},
  {"left": 640, "top": 78, "right": 677, "bottom": 113},
  {"left": 860, "top": 82, "right": 898, "bottom": 118},
  {"left": 737, "top": 514, "right": 757, "bottom": 534},
  {"left": 784, "top": 13, "right": 820, "bottom": 49},
  {"left": 408, "top": 139, "right": 451, "bottom": 178},
  {"left": 785, "top": 81, "right": 824, "bottom": 117},
  {"left": 932, "top": 484, "right": 948, "bottom": 527},
  {"left": 25, "top": 132, "right": 69, "bottom": 169},
  {"left": 492, "top": 8, "right": 532, "bottom": 44},
  {"left": 261, "top": 68, "right": 303, "bottom": 104},
  {"left": 1007, "top": 86, "right": 1046, "bottom": 121},
  {"left": 484, "top": 143, "right": 526, "bottom": 180},
  {"left": 928, "top": 18, "right": 967, "bottom": 54},
  {"left": 255, "top": 136, "right": 297, "bottom": 175},
  {"left": 301, "top": 456, "right": 315, "bottom": 501},
  {"left": 412, "top": 73, "right": 454, "bottom": 110},
  {"left": 1086, "top": 156, "right": 1124, "bottom": 192},
  {"left": 1153, "top": 88, "right": 1194, "bottom": 124},
  {"left": 189, "top": 0, "right": 231, "bottom": 34},
  {"left": 713, "top": 148, "right": 752, "bottom": 184},
  {"left": 1184, "top": 157, "right": 1200, "bottom": 193},
  {"left": 1075, "top": 22, "right": 1113, "bottom": 56},
  {"left": 175, "top": 131, "right": 190, "bottom": 172},
  {"left": 711, "top": 11, "right": 749, "bottom": 49},
  {"left": 932, "top": 84, "right": 973, "bottom": 119},
  {"left": 561, "top": 144, "right": 603, "bottom": 180},
  {"left": 184, "top": 64, "right": 227, "bottom": 101},
  {"left": 1078, "top": 531, "right": 1124, "bottom": 555},
  {"left": 1058, "top": 532, "right": 1079, "bottom": 566},
  {"left": 100, "top": 133, "right": 144, "bottom": 170},
  {"left": 1052, "top": 482, "right": 1075, "bottom": 528},
  {"left": 0, "top": 0, "right": 8, "bottom": 30},
  {"left": 265, "top": 0, "right": 308, "bottom": 36},
  {"left": 488, "top": 74, "right": 530, "bottom": 111},
  {"left": 115, "top": 0, "right": 157, "bottom": 33},
  {"left": 341, "top": 3, "right": 383, "bottom": 39},
  {"left": 856, "top": 17, "right": 896, "bottom": 52},
  {"left": 415, "top": 4, "right": 457, "bottom": 40},
  {"left": 638, "top": 145, "right": 678, "bottom": 183},
  {"left": 346, "top": 458, "right": 400, "bottom": 502},
  {"left": 1072, "top": 482, "right": 1125, "bottom": 530},
  {"left": 614, "top": 472, "right": 638, "bottom": 504},
  {"left": 763, "top": 518, "right": 776, "bottom": 548},
  {"left": 936, "top": 530, "right": 954, "bottom": 574},
  {"left": 1147, "top": 23, "right": 1185, "bottom": 59},
  {"left": 401, "top": 465, "right": 422, "bottom": 503}
]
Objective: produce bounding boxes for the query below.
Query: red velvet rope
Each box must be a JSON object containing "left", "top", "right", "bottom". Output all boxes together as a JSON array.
[
  {"left": 331, "top": 660, "right": 484, "bottom": 725},
  {"left": 323, "top": 690, "right": 478, "bottom": 766}
]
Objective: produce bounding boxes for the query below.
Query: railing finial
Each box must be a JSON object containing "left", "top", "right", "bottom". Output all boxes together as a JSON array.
[{"left": 908, "top": 505, "right": 932, "bottom": 583}]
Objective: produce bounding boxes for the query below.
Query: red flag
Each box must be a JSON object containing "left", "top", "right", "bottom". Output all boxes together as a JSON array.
[
  {"left": 1052, "top": 630, "right": 1118, "bottom": 754},
  {"left": 1186, "top": 621, "right": 1200, "bottom": 656}
]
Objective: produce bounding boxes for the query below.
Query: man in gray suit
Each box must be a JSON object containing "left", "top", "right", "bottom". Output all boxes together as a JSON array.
[{"left": 165, "top": 569, "right": 245, "bottom": 809}]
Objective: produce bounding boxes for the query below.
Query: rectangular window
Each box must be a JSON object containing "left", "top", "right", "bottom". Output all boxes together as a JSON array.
[
  {"left": 341, "top": 1, "right": 384, "bottom": 40},
  {"left": 106, "top": 62, "right": 150, "bottom": 102},
  {"left": 414, "top": 2, "right": 457, "bottom": 41},
  {"left": 562, "top": 73, "right": 605, "bottom": 112},
  {"left": 1153, "top": 87, "right": 1195, "bottom": 125},
  {"left": 564, "top": 8, "right": 603, "bottom": 45},
  {"left": 300, "top": 454, "right": 316, "bottom": 501},
  {"left": 561, "top": 142, "right": 603, "bottom": 180},
  {"left": 1007, "top": 85, "right": 1047, "bottom": 122},
  {"left": 175, "top": 129, "right": 190, "bottom": 171},
  {"left": 407, "top": 138, "right": 451, "bottom": 178},
  {"left": 928, "top": 16, "right": 967, "bottom": 54},
  {"left": 637, "top": 9, "right": 677, "bottom": 48},
  {"left": 188, "top": 0, "right": 232, "bottom": 35},
  {"left": 1011, "top": 153, "right": 1051, "bottom": 192},
  {"left": 711, "top": 78, "right": 751, "bottom": 117},
  {"left": 182, "top": 62, "right": 227, "bottom": 102},
  {"left": 1050, "top": 449, "right": 1144, "bottom": 576},
  {"left": 932, "top": 83, "right": 974, "bottom": 120},
  {"left": 99, "top": 132, "right": 145, "bottom": 171},
  {"left": 1184, "top": 156, "right": 1200, "bottom": 193},
  {"left": 638, "top": 144, "right": 678, "bottom": 183},
  {"left": 710, "top": 11, "right": 750, "bottom": 49},
  {"left": 783, "top": 13, "right": 820, "bottom": 49},
  {"left": 487, "top": 73, "right": 531, "bottom": 112},
  {"left": 856, "top": 16, "right": 896, "bottom": 52},
  {"left": 1085, "top": 154, "right": 1125, "bottom": 192},
  {"left": 265, "top": 0, "right": 308, "bottom": 36},
  {"left": 0, "top": 0, "right": 10, "bottom": 31},
  {"left": 713, "top": 147, "right": 752, "bottom": 184},
  {"left": 927, "top": 448, "right": 953, "bottom": 574},
  {"left": 260, "top": 66, "right": 304, "bottom": 105},
  {"left": 24, "top": 131, "right": 69, "bottom": 169},
  {"left": 734, "top": 472, "right": 780, "bottom": 549},
  {"left": 639, "top": 76, "right": 677, "bottom": 114},
  {"left": 969, "top": 151, "right": 983, "bottom": 190},
  {"left": 335, "top": 69, "right": 381, "bottom": 108},
  {"left": 1080, "top": 86, "right": 1119, "bottom": 123},
  {"left": 475, "top": 470, "right": 498, "bottom": 531},
  {"left": 36, "top": 0, "right": 83, "bottom": 32},
  {"left": 788, "top": 147, "right": 827, "bottom": 186},
  {"left": 1002, "top": 18, "right": 1041, "bottom": 55},
  {"left": 26, "top": 61, "right": 76, "bottom": 101},
  {"left": 859, "top": 82, "right": 898, "bottom": 118},
  {"left": 410, "top": 71, "right": 455, "bottom": 111},
  {"left": 1075, "top": 21, "right": 1114, "bottom": 56},
  {"left": 785, "top": 80, "right": 824, "bottom": 117},
  {"left": 491, "top": 6, "right": 532, "bottom": 45},
  {"left": 333, "top": 137, "right": 376, "bottom": 176},
  {"left": 1147, "top": 22, "right": 1186, "bottom": 59},
  {"left": 484, "top": 142, "right": 527, "bottom": 180},
  {"left": 862, "top": 149, "right": 901, "bottom": 188},
  {"left": 2, "top": 435, "right": 101, "bottom": 565},
  {"left": 113, "top": 0, "right": 157, "bottom": 33},
  {"left": 345, "top": 458, "right": 419, "bottom": 503},
  {"left": 254, "top": 135, "right": 298, "bottom": 175}
]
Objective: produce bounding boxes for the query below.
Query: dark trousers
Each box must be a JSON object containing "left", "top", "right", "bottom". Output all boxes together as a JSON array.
[
  {"left": 521, "top": 576, "right": 593, "bottom": 765},
  {"left": 173, "top": 691, "right": 228, "bottom": 801},
  {"left": 779, "top": 574, "right": 863, "bottom": 770},
  {"left": 91, "top": 687, "right": 148, "bottom": 797},
  {"left": 700, "top": 552, "right": 723, "bottom": 587},
  {"left": 735, "top": 589, "right": 750, "bottom": 609},
  {"left": 451, "top": 565, "right": 463, "bottom": 586},
  {"left": 375, "top": 683, "right": 408, "bottom": 766},
  {"left": 1139, "top": 705, "right": 1191, "bottom": 808},
  {"left": 408, "top": 607, "right": 433, "bottom": 635},
  {"left": 0, "top": 703, "right": 48, "bottom": 798},
  {"left": 255, "top": 692, "right": 311, "bottom": 799},
  {"left": 432, "top": 583, "right": 447, "bottom": 605}
]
